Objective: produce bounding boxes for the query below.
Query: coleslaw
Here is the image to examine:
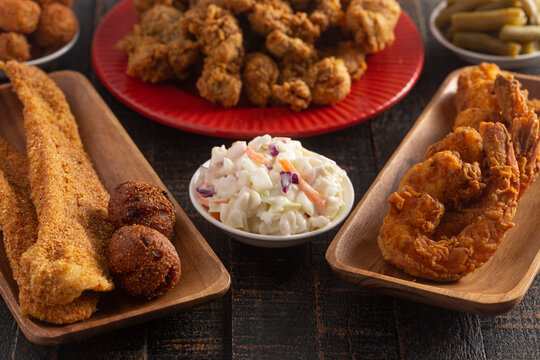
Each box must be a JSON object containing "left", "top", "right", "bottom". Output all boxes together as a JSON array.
[{"left": 195, "top": 135, "right": 349, "bottom": 236}]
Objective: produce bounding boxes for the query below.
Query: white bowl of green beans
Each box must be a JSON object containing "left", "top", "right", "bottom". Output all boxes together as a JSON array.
[{"left": 430, "top": 0, "right": 540, "bottom": 69}]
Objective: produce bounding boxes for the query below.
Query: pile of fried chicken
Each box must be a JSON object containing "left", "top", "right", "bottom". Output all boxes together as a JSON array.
[{"left": 116, "top": 0, "right": 401, "bottom": 110}]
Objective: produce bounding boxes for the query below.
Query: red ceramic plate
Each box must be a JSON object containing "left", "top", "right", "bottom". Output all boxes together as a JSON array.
[{"left": 92, "top": 0, "right": 424, "bottom": 138}]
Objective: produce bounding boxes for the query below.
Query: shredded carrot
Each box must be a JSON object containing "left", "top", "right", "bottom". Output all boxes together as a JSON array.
[
  {"left": 278, "top": 159, "right": 327, "bottom": 207},
  {"left": 245, "top": 147, "right": 269, "bottom": 164},
  {"left": 197, "top": 194, "right": 210, "bottom": 207},
  {"left": 209, "top": 212, "right": 221, "bottom": 221}
]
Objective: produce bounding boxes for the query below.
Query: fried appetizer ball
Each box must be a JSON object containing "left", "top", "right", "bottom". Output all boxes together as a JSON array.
[
  {"left": 34, "top": 3, "right": 78, "bottom": 48},
  {"left": 345, "top": 0, "right": 401, "bottom": 54},
  {"left": 0, "top": 0, "right": 41, "bottom": 34},
  {"left": 108, "top": 181, "right": 176, "bottom": 239},
  {"left": 273, "top": 78, "right": 312, "bottom": 111},
  {"left": 33, "top": 0, "right": 73, "bottom": 7},
  {"left": 242, "top": 52, "right": 279, "bottom": 107},
  {"left": 0, "top": 32, "right": 30, "bottom": 61},
  {"left": 117, "top": 5, "right": 199, "bottom": 81},
  {"left": 108, "top": 225, "right": 181, "bottom": 299},
  {"left": 307, "top": 57, "right": 351, "bottom": 105}
]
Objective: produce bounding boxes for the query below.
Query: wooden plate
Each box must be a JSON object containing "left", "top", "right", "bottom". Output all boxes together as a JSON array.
[
  {"left": 326, "top": 67, "right": 540, "bottom": 315},
  {"left": 0, "top": 71, "right": 231, "bottom": 345}
]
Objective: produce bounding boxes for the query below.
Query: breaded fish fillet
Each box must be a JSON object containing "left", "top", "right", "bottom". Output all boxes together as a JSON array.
[
  {"left": 0, "top": 138, "right": 99, "bottom": 324},
  {"left": 1, "top": 61, "right": 114, "bottom": 308}
]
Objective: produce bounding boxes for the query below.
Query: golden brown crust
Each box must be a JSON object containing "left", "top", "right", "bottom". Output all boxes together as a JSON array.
[
  {"left": 34, "top": 3, "right": 78, "bottom": 48},
  {"left": 1, "top": 61, "right": 114, "bottom": 309},
  {"left": 108, "top": 181, "right": 176, "bottom": 239},
  {"left": 108, "top": 225, "right": 181, "bottom": 299},
  {"left": 0, "top": 0, "right": 41, "bottom": 34},
  {"left": 0, "top": 138, "right": 99, "bottom": 324}
]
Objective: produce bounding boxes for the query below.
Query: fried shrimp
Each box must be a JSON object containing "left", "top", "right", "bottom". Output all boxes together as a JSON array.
[
  {"left": 378, "top": 122, "right": 520, "bottom": 281},
  {"left": 1, "top": 61, "right": 114, "bottom": 306},
  {"left": 494, "top": 74, "right": 540, "bottom": 198}
]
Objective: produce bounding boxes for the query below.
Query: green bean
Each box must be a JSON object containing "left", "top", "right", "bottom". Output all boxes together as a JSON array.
[
  {"left": 435, "top": 0, "right": 495, "bottom": 28},
  {"left": 450, "top": 8, "right": 527, "bottom": 31},
  {"left": 521, "top": 40, "right": 540, "bottom": 53},
  {"left": 452, "top": 31, "right": 522, "bottom": 55},
  {"left": 476, "top": 0, "right": 516, "bottom": 11},
  {"left": 517, "top": 0, "right": 540, "bottom": 24},
  {"left": 500, "top": 25, "right": 540, "bottom": 41}
]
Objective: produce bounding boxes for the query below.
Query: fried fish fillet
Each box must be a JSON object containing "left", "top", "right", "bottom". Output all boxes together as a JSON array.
[
  {"left": 1, "top": 61, "right": 114, "bottom": 309},
  {"left": 0, "top": 138, "right": 100, "bottom": 324}
]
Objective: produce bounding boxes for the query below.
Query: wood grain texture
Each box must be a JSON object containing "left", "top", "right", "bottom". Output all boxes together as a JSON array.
[{"left": 0, "top": 0, "right": 539, "bottom": 358}]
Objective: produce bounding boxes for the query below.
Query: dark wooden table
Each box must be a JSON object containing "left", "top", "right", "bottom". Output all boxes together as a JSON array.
[{"left": 1, "top": 0, "right": 539, "bottom": 359}]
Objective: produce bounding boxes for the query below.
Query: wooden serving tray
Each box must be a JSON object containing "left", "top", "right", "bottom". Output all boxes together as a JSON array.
[
  {"left": 0, "top": 71, "right": 231, "bottom": 344},
  {"left": 326, "top": 67, "right": 540, "bottom": 315}
]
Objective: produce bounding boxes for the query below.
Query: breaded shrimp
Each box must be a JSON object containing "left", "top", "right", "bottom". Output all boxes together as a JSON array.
[{"left": 378, "top": 122, "right": 520, "bottom": 281}]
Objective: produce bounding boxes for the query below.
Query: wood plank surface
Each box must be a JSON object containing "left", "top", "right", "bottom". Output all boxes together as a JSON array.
[{"left": 0, "top": 0, "right": 539, "bottom": 358}]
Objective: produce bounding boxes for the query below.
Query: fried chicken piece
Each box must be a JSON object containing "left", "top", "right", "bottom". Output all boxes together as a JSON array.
[
  {"left": 248, "top": 0, "right": 320, "bottom": 58},
  {"left": 0, "top": 32, "right": 30, "bottom": 61},
  {"left": 266, "top": 29, "right": 316, "bottom": 62},
  {"left": 345, "top": 0, "right": 401, "bottom": 54},
  {"left": 243, "top": 52, "right": 279, "bottom": 107},
  {"left": 117, "top": 5, "right": 200, "bottom": 82},
  {"left": 0, "top": 0, "right": 41, "bottom": 34},
  {"left": 33, "top": 3, "right": 78, "bottom": 48},
  {"left": 310, "top": 0, "right": 343, "bottom": 32},
  {"left": 306, "top": 56, "right": 351, "bottom": 105},
  {"left": 321, "top": 41, "right": 367, "bottom": 80},
  {"left": 197, "top": 58, "right": 242, "bottom": 107},
  {"left": 134, "top": 0, "right": 187, "bottom": 19},
  {"left": 0, "top": 138, "right": 100, "bottom": 324},
  {"left": 1, "top": 61, "right": 114, "bottom": 306},
  {"left": 126, "top": 37, "right": 174, "bottom": 83},
  {"left": 184, "top": 4, "right": 243, "bottom": 107},
  {"left": 273, "top": 79, "right": 312, "bottom": 111}
]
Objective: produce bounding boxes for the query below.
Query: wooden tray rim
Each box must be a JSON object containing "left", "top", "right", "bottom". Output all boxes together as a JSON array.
[{"left": 326, "top": 67, "right": 540, "bottom": 311}]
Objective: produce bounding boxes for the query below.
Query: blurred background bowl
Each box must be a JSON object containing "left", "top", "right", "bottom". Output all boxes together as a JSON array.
[
  {"left": 1, "top": 29, "right": 79, "bottom": 79},
  {"left": 429, "top": 2, "right": 540, "bottom": 69},
  {"left": 189, "top": 160, "right": 355, "bottom": 248}
]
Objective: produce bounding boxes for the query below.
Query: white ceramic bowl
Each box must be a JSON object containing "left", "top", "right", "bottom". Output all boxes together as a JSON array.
[
  {"left": 189, "top": 161, "right": 355, "bottom": 248},
  {"left": 429, "top": 2, "right": 540, "bottom": 69},
  {"left": 1, "top": 30, "right": 79, "bottom": 79}
]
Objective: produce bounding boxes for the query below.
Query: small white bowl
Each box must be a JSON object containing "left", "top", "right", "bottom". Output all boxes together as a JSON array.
[
  {"left": 1, "top": 30, "right": 79, "bottom": 79},
  {"left": 189, "top": 161, "right": 355, "bottom": 248},
  {"left": 429, "top": 2, "right": 540, "bottom": 69}
]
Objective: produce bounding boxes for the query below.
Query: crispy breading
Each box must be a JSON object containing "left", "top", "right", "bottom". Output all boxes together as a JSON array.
[
  {"left": 0, "top": 138, "right": 99, "bottom": 324},
  {"left": 1, "top": 61, "right": 114, "bottom": 307}
]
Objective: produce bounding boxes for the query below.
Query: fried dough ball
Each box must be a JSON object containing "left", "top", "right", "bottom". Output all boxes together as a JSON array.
[
  {"left": 0, "top": 32, "right": 31, "bottom": 61},
  {"left": 34, "top": 3, "right": 78, "bottom": 48},
  {"left": 108, "top": 181, "right": 176, "bottom": 239},
  {"left": 0, "top": 0, "right": 41, "bottom": 34},
  {"left": 108, "top": 225, "right": 181, "bottom": 299}
]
